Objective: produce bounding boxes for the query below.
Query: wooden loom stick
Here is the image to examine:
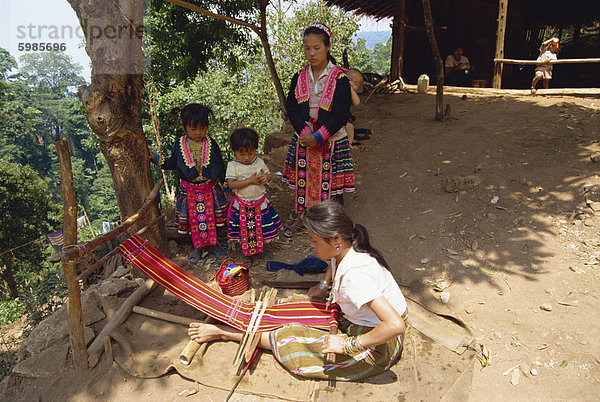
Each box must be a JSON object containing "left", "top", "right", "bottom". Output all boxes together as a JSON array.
[
  {"left": 88, "top": 279, "right": 156, "bottom": 368},
  {"left": 234, "top": 290, "right": 268, "bottom": 366},
  {"left": 132, "top": 305, "right": 195, "bottom": 325},
  {"left": 233, "top": 292, "right": 263, "bottom": 365},
  {"left": 226, "top": 347, "right": 261, "bottom": 402},
  {"left": 244, "top": 288, "right": 278, "bottom": 363},
  {"left": 326, "top": 303, "right": 340, "bottom": 363}
]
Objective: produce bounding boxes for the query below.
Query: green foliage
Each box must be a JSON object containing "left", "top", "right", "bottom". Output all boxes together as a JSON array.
[
  {"left": 0, "top": 299, "right": 25, "bottom": 326},
  {"left": 354, "top": 37, "right": 392, "bottom": 75},
  {"left": 145, "top": 0, "right": 259, "bottom": 85},
  {"left": 21, "top": 270, "right": 67, "bottom": 327}
]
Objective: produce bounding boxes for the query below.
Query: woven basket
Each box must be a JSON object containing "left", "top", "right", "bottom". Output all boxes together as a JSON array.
[{"left": 215, "top": 258, "right": 250, "bottom": 296}]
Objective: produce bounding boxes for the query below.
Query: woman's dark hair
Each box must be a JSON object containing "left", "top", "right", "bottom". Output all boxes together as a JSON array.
[
  {"left": 180, "top": 103, "right": 211, "bottom": 128},
  {"left": 303, "top": 25, "right": 337, "bottom": 65},
  {"left": 230, "top": 128, "right": 259, "bottom": 152},
  {"left": 302, "top": 199, "right": 390, "bottom": 270}
]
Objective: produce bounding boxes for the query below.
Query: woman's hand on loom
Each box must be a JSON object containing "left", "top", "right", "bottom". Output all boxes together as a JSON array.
[
  {"left": 307, "top": 283, "right": 327, "bottom": 298},
  {"left": 321, "top": 334, "right": 345, "bottom": 354}
]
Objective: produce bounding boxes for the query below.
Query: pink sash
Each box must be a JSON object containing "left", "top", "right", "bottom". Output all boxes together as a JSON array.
[
  {"left": 182, "top": 180, "right": 217, "bottom": 248},
  {"left": 227, "top": 194, "right": 266, "bottom": 256}
]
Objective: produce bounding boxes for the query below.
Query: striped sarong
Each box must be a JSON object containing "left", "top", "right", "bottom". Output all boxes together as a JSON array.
[
  {"left": 269, "top": 312, "right": 403, "bottom": 381},
  {"left": 118, "top": 235, "right": 334, "bottom": 331}
]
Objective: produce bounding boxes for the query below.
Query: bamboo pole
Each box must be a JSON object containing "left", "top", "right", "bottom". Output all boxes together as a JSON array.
[
  {"left": 78, "top": 204, "right": 96, "bottom": 237},
  {"left": 492, "top": 0, "right": 509, "bottom": 89},
  {"left": 132, "top": 305, "right": 195, "bottom": 326},
  {"left": 55, "top": 140, "right": 88, "bottom": 371},
  {"left": 421, "top": 0, "right": 444, "bottom": 121},
  {"left": 87, "top": 279, "right": 156, "bottom": 368},
  {"left": 76, "top": 213, "right": 166, "bottom": 281},
  {"left": 49, "top": 178, "right": 164, "bottom": 263},
  {"left": 494, "top": 58, "right": 600, "bottom": 65}
]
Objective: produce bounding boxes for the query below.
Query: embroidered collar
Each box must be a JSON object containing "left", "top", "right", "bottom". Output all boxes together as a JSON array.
[
  {"left": 295, "top": 62, "right": 346, "bottom": 116},
  {"left": 180, "top": 135, "right": 211, "bottom": 168}
]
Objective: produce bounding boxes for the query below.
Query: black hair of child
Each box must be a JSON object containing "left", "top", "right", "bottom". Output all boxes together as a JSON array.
[
  {"left": 181, "top": 104, "right": 212, "bottom": 128},
  {"left": 230, "top": 128, "right": 259, "bottom": 152}
]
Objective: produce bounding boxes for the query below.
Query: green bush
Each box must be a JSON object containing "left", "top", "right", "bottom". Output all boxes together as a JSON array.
[{"left": 0, "top": 299, "right": 25, "bottom": 326}]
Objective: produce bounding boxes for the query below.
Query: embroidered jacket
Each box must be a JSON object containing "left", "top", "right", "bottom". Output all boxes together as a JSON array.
[
  {"left": 285, "top": 64, "right": 351, "bottom": 142},
  {"left": 152, "top": 135, "right": 226, "bottom": 184}
]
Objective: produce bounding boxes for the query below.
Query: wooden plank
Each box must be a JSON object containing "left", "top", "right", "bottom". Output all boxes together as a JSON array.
[
  {"left": 55, "top": 140, "right": 88, "bottom": 371},
  {"left": 495, "top": 58, "right": 600, "bottom": 65},
  {"left": 492, "top": 0, "right": 509, "bottom": 88},
  {"left": 409, "top": 85, "right": 600, "bottom": 96}
]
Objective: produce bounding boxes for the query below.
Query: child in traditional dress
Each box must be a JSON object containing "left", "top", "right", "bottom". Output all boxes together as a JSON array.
[
  {"left": 345, "top": 68, "right": 364, "bottom": 148},
  {"left": 149, "top": 103, "right": 228, "bottom": 263},
  {"left": 226, "top": 128, "right": 282, "bottom": 258},
  {"left": 531, "top": 37, "right": 559, "bottom": 94}
]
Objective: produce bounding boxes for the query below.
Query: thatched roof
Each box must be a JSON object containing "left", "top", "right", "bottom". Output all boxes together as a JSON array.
[{"left": 325, "top": 0, "right": 600, "bottom": 26}]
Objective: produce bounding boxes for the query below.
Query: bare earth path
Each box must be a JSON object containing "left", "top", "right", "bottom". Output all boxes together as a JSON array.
[{"left": 2, "top": 90, "right": 600, "bottom": 401}]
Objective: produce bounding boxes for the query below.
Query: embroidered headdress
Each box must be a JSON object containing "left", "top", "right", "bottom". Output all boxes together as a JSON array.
[{"left": 306, "top": 23, "right": 331, "bottom": 38}]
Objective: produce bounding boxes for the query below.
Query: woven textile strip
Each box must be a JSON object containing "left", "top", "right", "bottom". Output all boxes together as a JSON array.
[
  {"left": 228, "top": 194, "right": 265, "bottom": 257},
  {"left": 118, "top": 235, "right": 334, "bottom": 331},
  {"left": 181, "top": 180, "right": 217, "bottom": 249},
  {"left": 295, "top": 133, "right": 333, "bottom": 213}
]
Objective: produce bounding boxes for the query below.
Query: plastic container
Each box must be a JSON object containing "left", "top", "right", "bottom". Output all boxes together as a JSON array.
[{"left": 417, "top": 74, "right": 430, "bottom": 93}]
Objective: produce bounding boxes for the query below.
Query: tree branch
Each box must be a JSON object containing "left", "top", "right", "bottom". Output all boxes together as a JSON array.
[{"left": 165, "top": 0, "right": 260, "bottom": 34}]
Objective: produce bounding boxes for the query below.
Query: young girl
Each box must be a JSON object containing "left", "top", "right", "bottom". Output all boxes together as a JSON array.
[
  {"left": 531, "top": 37, "right": 559, "bottom": 94},
  {"left": 282, "top": 23, "right": 355, "bottom": 236},
  {"left": 226, "top": 128, "right": 282, "bottom": 257},
  {"left": 188, "top": 199, "right": 407, "bottom": 381},
  {"left": 150, "top": 103, "right": 228, "bottom": 263}
]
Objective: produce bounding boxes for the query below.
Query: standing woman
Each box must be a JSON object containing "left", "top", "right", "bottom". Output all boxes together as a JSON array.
[{"left": 282, "top": 23, "right": 355, "bottom": 236}]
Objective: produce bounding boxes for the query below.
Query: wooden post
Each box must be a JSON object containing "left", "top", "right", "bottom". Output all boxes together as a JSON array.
[
  {"left": 78, "top": 204, "right": 95, "bottom": 237},
  {"left": 492, "top": 0, "right": 509, "bottom": 89},
  {"left": 55, "top": 140, "right": 88, "bottom": 371},
  {"left": 390, "top": 0, "right": 407, "bottom": 81},
  {"left": 422, "top": 0, "right": 444, "bottom": 121}
]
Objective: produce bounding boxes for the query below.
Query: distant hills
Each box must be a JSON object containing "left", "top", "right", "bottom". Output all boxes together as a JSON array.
[{"left": 354, "top": 31, "right": 392, "bottom": 49}]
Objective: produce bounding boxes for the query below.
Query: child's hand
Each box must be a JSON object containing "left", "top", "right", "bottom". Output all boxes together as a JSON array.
[
  {"left": 300, "top": 133, "right": 319, "bottom": 148},
  {"left": 147, "top": 146, "right": 155, "bottom": 159},
  {"left": 249, "top": 173, "right": 260, "bottom": 185}
]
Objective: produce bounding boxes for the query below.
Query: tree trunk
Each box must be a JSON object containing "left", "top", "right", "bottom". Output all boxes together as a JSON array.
[
  {"left": 257, "top": 0, "right": 287, "bottom": 118},
  {"left": 66, "top": 0, "right": 166, "bottom": 251},
  {"left": 422, "top": 0, "right": 444, "bottom": 121},
  {"left": 0, "top": 254, "right": 19, "bottom": 298}
]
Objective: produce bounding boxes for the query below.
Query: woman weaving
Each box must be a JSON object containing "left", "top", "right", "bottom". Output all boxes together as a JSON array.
[{"left": 188, "top": 199, "right": 407, "bottom": 380}]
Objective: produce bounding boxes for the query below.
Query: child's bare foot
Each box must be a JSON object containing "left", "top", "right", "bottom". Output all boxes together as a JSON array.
[
  {"left": 530, "top": 87, "right": 537, "bottom": 94},
  {"left": 188, "top": 323, "right": 224, "bottom": 343}
]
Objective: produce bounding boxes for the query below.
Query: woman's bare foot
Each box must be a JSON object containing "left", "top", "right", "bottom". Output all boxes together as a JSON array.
[{"left": 188, "top": 323, "right": 225, "bottom": 343}]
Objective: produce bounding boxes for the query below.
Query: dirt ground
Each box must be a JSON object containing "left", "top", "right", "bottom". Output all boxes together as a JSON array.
[{"left": 2, "top": 89, "right": 600, "bottom": 401}]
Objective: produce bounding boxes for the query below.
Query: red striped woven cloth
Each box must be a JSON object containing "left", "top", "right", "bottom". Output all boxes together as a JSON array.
[{"left": 118, "top": 235, "right": 334, "bottom": 331}]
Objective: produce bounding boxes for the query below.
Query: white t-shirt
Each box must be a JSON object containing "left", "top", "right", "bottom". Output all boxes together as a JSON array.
[
  {"left": 445, "top": 55, "right": 470, "bottom": 70},
  {"left": 225, "top": 157, "right": 269, "bottom": 200},
  {"left": 330, "top": 248, "right": 407, "bottom": 327}
]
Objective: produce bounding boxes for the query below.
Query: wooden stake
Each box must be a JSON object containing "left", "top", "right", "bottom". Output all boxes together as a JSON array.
[
  {"left": 78, "top": 204, "right": 96, "bottom": 237},
  {"left": 55, "top": 140, "right": 88, "bottom": 371},
  {"left": 132, "top": 305, "right": 195, "bottom": 325},
  {"left": 422, "top": 0, "right": 444, "bottom": 121},
  {"left": 492, "top": 0, "right": 509, "bottom": 89}
]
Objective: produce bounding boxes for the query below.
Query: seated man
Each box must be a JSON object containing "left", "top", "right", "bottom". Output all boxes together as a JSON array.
[{"left": 445, "top": 47, "right": 472, "bottom": 87}]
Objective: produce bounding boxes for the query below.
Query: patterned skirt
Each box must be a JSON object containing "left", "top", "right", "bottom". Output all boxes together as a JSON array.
[
  {"left": 282, "top": 134, "right": 355, "bottom": 209},
  {"left": 227, "top": 195, "right": 282, "bottom": 256},
  {"left": 175, "top": 181, "right": 228, "bottom": 239},
  {"left": 269, "top": 296, "right": 403, "bottom": 381}
]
